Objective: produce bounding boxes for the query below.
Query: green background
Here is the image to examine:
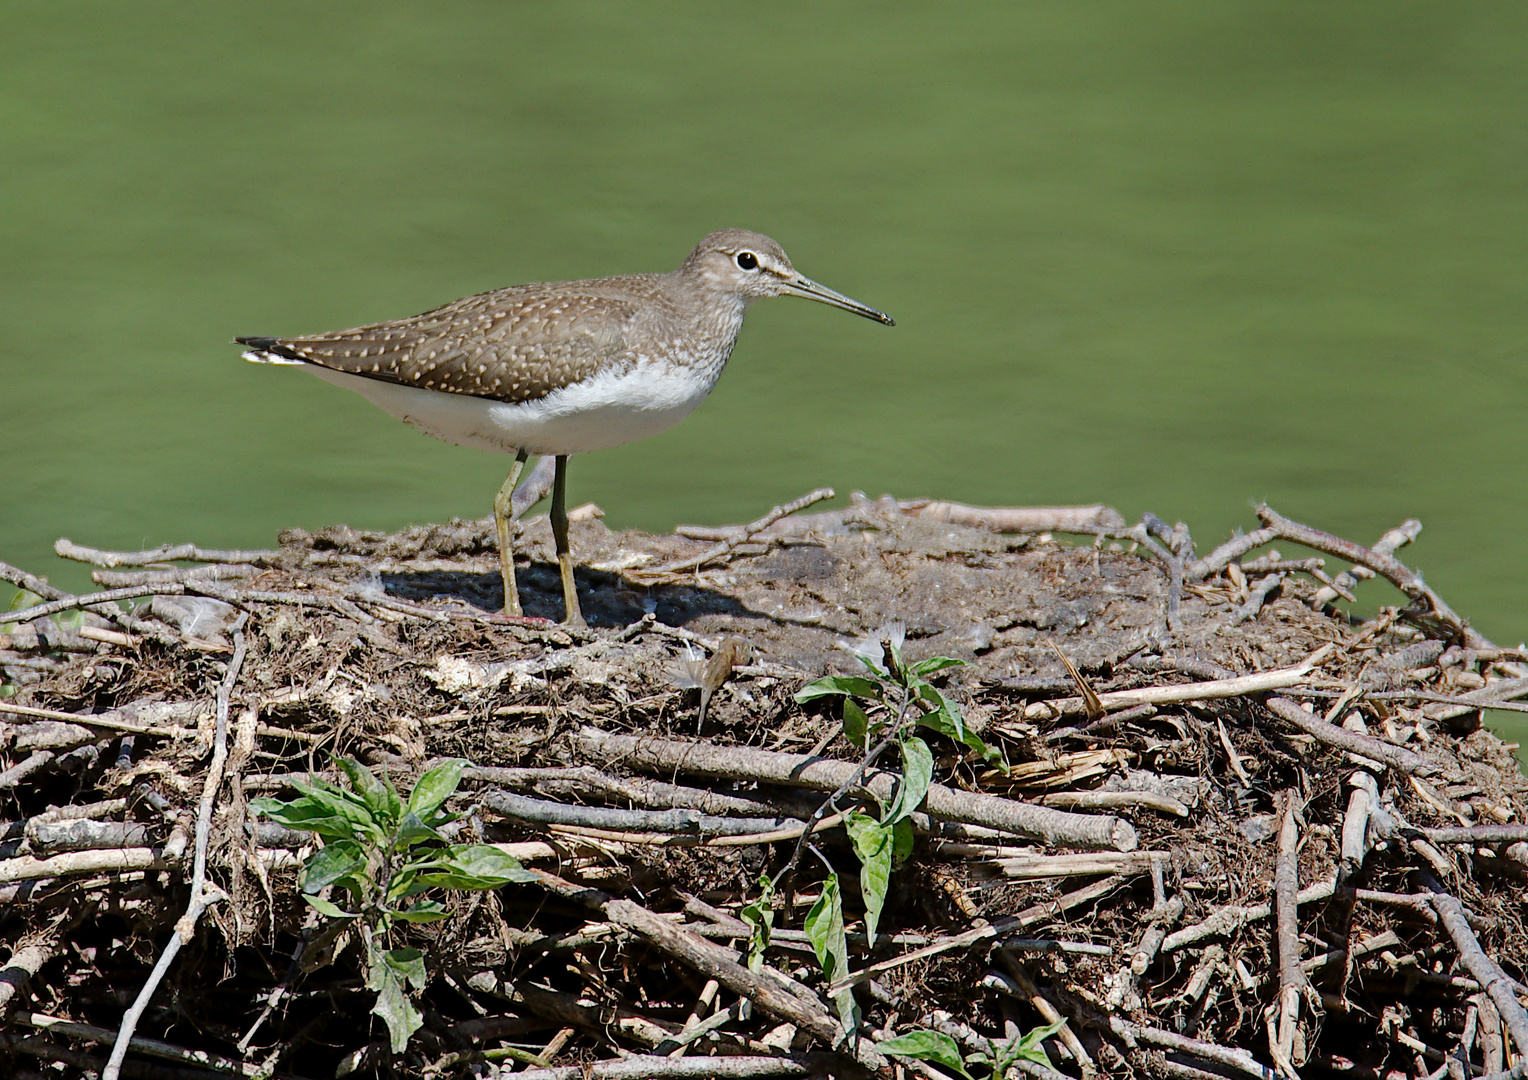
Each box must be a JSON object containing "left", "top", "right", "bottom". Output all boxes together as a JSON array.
[{"left": 3, "top": 4, "right": 1526, "bottom": 751}]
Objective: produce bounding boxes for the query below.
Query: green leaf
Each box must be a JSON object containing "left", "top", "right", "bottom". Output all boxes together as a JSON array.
[
  {"left": 875, "top": 1030, "right": 972, "bottom": 1077},
  {"left": 842, "top": 697, "right": 869, "bottom": 750},
  {"left": 845, "top": 811, "right": 893, "bottom": 947},
  {"left": 384, "top": 946, "right": 428, "bottom": 990},
  {"left": 369, "top": 961, "right": 423, "bottom": 1053},
  {"left": 804, "top": 871, "right": 858, "bottom": 1033},
  {"left": 915, "top": 684, "right": 1003, "bottom": 764},
  {"left": 53, "top": 608, "right": 86, "bottom": 633},
  {"left": 405, "top": 844, "right": 537, "bottom": 892},
  {"left": 335, "top": 757, "right": 402, "bottom": 826},
  {"left": 393, "top": 810, "right": 446, "bottom": 850},
  {"left": 891, "top": 818, "right": 915, "bottom": 866},
  {"left": 794, "top": 675, "right": 884, "bottom": 704},
  {"left": 406, "top": 758, "right": 467, "bottom": 821},
  {"left": 1007, "top": 1019, "right": 1066, "bottom": 1068},
  {"left": 390, "top": 900, "right": 449, "bottom": 923},
  {"left": 281, "top": 777, "right": 388, "bottom": 842},
  {"left": 249, "top": 793, "right": 372, "bottom": 844},
  {"left": 302, "top": 894, "right": 358, "bottom": 919},
  {"left": 885, "top": 736, "right": 934, "bottom": 824},
  {"left": 300, "top": 840, "right": 367, "bottom": 895},
  {"left": 740, "top": 874, "right": 775, "bottom": 974},
  {"left": 909, "top": 656, "right": 966, "bottom": 678}
]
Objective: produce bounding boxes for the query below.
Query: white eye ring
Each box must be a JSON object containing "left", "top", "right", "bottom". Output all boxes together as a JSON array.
[{"left": 736, "top": 251, "right": 759, "bottom": 271}]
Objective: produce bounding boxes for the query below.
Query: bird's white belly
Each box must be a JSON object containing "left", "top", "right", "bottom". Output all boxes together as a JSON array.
[{"left": 304, "top": 361, "right": 718, "bottom": 456}]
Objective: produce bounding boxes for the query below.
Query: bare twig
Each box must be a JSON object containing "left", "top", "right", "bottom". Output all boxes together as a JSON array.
[
  {"left": 103, "top": 614, "right": 249, "bottom": 1080},
  {"left": 1422, "top": 872, "right": 1528, "bottom": 1062},
  {"left": 1264, "top": 696, "right": 1437, "bottom": 775},
  {"left": 832, "top": 875, "right": 1129, "bottom": 993},
  {"left": 633, "top": 488, "right": 836, "bottom": 578},
  {"left": 1256, "top": 506, "right": 1478, "bottom": 645},
  {"left": 1020, "top": 646, "right": 1334, "bottom": 721},
  {"left": 1164, "top": 879, "right": 1336, "bottom": 953},
  {"left": 577, "top": 728, "right": 1139, "bottom": 851},
  {"left": 54, "top": 538, "right": 280, "bottom": 568},
  {"left": 1271, "top": 790, "right": 1306, "bottom": 1073}
]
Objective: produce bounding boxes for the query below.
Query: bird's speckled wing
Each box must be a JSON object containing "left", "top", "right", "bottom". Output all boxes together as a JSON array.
[{"left": 239, "top": 281, "right": 646, "bottom": 404}]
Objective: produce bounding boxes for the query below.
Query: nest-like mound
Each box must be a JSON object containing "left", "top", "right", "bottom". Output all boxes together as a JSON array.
[{"left": 1, "top": 493, "right": 1525, "bottom": 1080}]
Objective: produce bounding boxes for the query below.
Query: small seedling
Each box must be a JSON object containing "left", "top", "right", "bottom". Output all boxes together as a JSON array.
[
  {"left": 251, "top": 757, "right": 534, "bottom": 1052},
  {"left": 787, "top": 625, "right": 1005, "bottom": 1033}
]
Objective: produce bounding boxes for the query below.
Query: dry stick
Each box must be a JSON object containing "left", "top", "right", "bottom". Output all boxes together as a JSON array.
[
  {"left": 4, "top": 583, "right": 185, "bottom": 625},
  {"left": 832, "top": 875, "right": 1128, "bottom": 994},
  {"left": 1163, "top": 879, "right": 1336, "bottom": 954},
  {"left": 1187, "top": 527, "right": 1280, "bottom": 582},
  {"left": 1421, "top": 872, "right": 1528, "bottom": 1063},
  {"left": 0, "top": 847, "right": 167, "bottom": 884},
  {"left": 576, "top": 728, "right": 1138, "bottom": 851},
  {"left": 103, "top": 614, "right": 249, "bottom": 1080},
  {"left": 524, "top": 869, "right": 892, "bottom": 1076},
  {"left": 0, "top": 557, "right": 180, "bottom": 644},
  {"left": 0, "top": 751, "right": 57, "bottom": 791},
  {"left": 511, "top": 1057, "right": 823, "bottom": 1080},
  {"left": 1424, "top": 824, "right": 1528, "bottom": 844},
  {"left": 92, "top": 564, "right": 261, "bottom": 587},
  {"left": 11, "top": 1010, "right": 260, "bottom": 1077},
  {"left": 1232, "top": 572, "right": 1286, "bottom": 624},
  {"left": 1309, "top": 519, "right": 1423, "bottom": 607},
  {"left": 1037, "top": 790, "right": 1188, "bottom": 816},
  {"left": 480, "top": 789, "right": 801, "bottom": 836},
  {"left": 1263, "top": 696, "right": 1437, "bottom": 775},
  {"left": 1100, "top": 513, "right": 1185, "bottom": 630},
  {"left": 633, "top": 488, "right": 836, "bottom": 578},
  {"left": 0, "top": 935, "right": 60, "bottom": 1011},
  {"left": 1477, "top": 994, "right": 1506, "bottom": 1076},
  {"left": 995, "top": 954, "right": 1096, "bottom": 1078},
  {"left": 0, "top": 699, "right": 317, "bottom": 746},
  {"left": 1271, "top": 790, "right": 1306, "bottom": 1074},
  {"left": 1022, "top": 645, "right": 1333, "bottom": 721},
  {"left": 54, "top": 538, "right": 280, "bottom": 568},
  {"left": 1256, "top": 505, "right": 1481, "bottom": 646},
  {"left": 465, "top": 764, "right": 806, "bottom": 819},
  {"left": 897, "top": 499, "right": 1126, "bottom": 533},
  {"left": 1105, "top": 1015, "right": 1278, "bottom": 1080}
]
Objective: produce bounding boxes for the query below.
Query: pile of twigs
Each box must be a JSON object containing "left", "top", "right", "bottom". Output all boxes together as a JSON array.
[{"left": 1, "top": 493, "right": 1526, "bottom": 1080}]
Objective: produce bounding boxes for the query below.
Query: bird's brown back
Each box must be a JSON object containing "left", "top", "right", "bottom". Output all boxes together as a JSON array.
[{"left": 240, "top": 275, "right": 680, "bottom": 404}]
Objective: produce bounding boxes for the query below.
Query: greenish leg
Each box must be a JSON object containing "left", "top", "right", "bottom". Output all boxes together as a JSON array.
[
  {"left": 493, "top": 448, "right": 530, "bottom": 616},
  {"left": 550, "top": 454, "right": 586, "bottom": 627}
]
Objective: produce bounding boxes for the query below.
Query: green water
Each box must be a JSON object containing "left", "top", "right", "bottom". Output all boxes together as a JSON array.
[{"left": 4, "top": 4, "right": 1528, "bottom": 749}]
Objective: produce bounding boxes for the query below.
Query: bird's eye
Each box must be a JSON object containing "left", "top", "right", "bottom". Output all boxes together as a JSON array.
[{"left": 736, "top": 252, "right": 758, "bottom": 271}]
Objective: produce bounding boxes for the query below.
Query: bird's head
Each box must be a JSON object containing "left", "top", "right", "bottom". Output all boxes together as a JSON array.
[{"left": 681, "top": 229, "right": 894, "bottom": 325}]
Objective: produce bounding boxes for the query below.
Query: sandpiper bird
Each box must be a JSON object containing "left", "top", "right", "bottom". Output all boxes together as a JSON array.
[{"left": 237, "top": 229, "right": 893, "bottom": 626}]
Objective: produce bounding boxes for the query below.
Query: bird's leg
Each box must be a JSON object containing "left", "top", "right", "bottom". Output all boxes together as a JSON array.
[
  {"left": 493, "top": 448, "right": 530, "bottom": 616},
  {"left": 550, "top": 454, "right": 586, "bottom": 627}
]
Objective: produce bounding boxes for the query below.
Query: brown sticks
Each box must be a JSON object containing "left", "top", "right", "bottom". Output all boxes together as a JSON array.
[{"left": 576, "top": 728, "right": 1138, "bottom": 851}]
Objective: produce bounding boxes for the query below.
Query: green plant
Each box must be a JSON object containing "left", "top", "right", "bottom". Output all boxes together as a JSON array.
[
  {"left": 795, "top": 627, "right": 1001, "bottom": 948},
  {"left": 251, "top": 757, "right": 534, "bottom": 1052},
  {"left": 876, "top": 1019, "right": 1067, "bottom": 1078},
  {"left": 788, "top": 626, "right": 1005, "bottom": 1035}
]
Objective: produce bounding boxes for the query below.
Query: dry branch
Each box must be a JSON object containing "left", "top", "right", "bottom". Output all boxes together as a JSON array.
[{"left": 576, "top": 728, "right": 1138, "bottom": 851}]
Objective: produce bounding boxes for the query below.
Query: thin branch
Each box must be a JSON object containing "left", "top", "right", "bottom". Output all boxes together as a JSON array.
[
  {"left": 53, "top": 538, "right": 280, "bottom": 568},
  {"left": 103, "top": 614, "right": 249, "bottom": 1080},
  {"left": 632, "top": 488, "right": 836, "bottom": 578}
]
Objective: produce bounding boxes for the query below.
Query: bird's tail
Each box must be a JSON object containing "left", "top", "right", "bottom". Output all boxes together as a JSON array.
[{"left": 235, "top": 336, "right": 308, "bottom": 366}]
